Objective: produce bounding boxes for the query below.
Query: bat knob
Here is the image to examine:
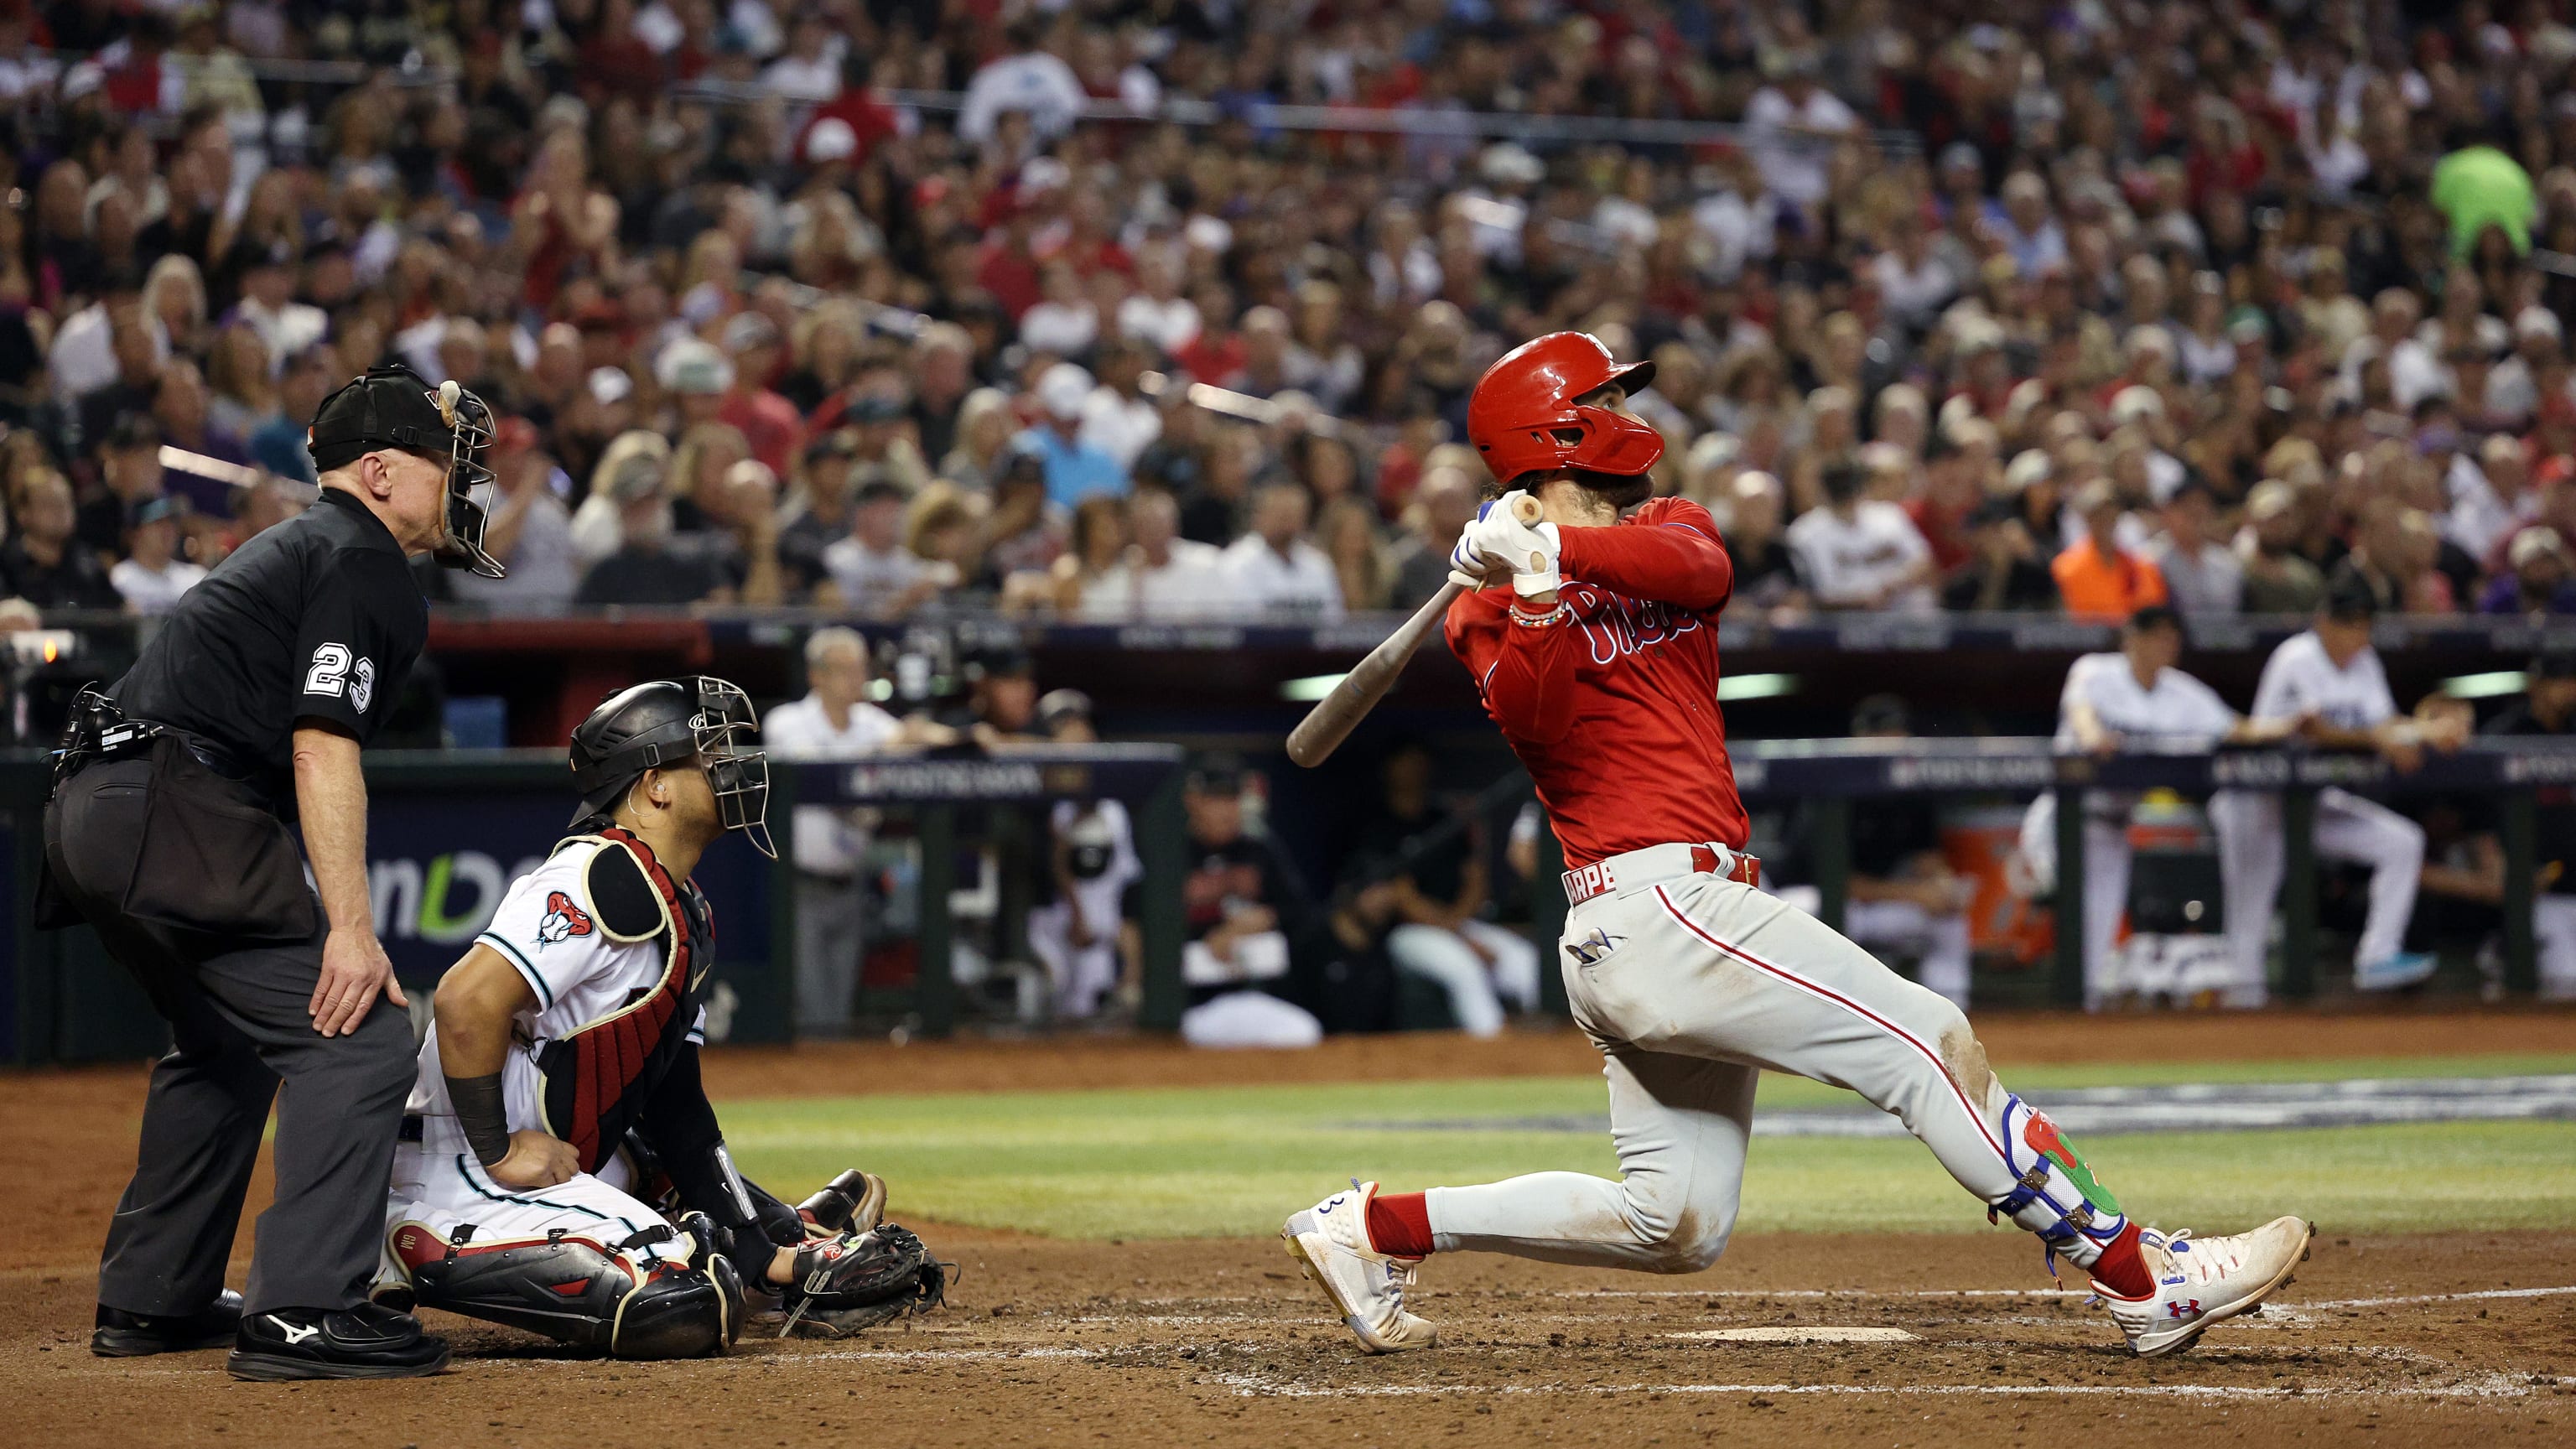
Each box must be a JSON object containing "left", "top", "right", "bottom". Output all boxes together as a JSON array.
[{"left": 1508, "top": 494, "right": 1543, "bottom": 525}]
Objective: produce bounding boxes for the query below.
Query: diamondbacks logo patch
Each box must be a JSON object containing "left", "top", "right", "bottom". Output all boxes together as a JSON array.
[{"left": 536, "top": 891, "right": 595, "bottom": 951}]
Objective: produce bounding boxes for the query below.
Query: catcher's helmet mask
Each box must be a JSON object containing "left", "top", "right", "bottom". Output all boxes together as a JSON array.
[
  {"left": 1466, "top": 331, "right": 1665, "bottom": 506},
  {"left": 569, "top": 678, "right": 776, "bottom": 860},
  {"left": 305, "top": 362, "right": 506, "bottom": 579}
]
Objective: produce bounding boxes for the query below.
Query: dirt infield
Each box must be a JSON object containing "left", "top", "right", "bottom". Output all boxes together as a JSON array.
[{"left": 6, "top": 1008, "right": 2572, "bottom": 1448}]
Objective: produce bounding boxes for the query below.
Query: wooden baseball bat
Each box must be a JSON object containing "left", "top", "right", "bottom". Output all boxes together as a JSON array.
[{"left": 1285, "top": 493, "right": 1543, "bottom": 768}]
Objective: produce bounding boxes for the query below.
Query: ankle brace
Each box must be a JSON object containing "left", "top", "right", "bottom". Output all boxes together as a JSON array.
[{"left": 1988, "top": 1094, "right": 2128, "bottom": 1270}]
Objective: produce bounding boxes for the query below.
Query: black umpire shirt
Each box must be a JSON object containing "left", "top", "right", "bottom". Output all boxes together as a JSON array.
[{"left": 112, "top": 486, "right": 428, "bottom": 812}]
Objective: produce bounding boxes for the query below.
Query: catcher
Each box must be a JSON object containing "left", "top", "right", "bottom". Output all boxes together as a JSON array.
[{"left": 374, "top": 678, "right": 943, "bottom": 1358}]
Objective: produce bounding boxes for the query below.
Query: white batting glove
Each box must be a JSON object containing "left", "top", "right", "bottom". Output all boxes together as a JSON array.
[
  {"left": 1502, "top": 517, "right": 1561, "bottom": 598},
  {"left": 1448, "top": 491, "right": 1528, "bottom": 587}
]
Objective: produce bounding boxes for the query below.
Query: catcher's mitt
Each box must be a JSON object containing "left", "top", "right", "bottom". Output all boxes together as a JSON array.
[{"left": 779, "top": 1223, "right": 948, "bottom": 1337}]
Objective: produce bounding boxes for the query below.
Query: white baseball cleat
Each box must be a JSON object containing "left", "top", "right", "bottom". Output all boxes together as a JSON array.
[
  {"left": 2093, "top": 1217, "right": 2314, "bottom": 1357},
  {"left": 1280, "top": 1180, "right": 1436, "bottom": 1354}
]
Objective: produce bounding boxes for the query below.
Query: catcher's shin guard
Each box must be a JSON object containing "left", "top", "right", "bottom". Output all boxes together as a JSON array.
[{"left": 390, "top": 1215, "right": 743, "bottom": 1358}]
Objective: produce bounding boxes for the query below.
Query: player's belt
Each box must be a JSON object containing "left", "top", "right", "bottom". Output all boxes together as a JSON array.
[{"left": 1562, "top": 841, "right": 1761, "bottom": 906}]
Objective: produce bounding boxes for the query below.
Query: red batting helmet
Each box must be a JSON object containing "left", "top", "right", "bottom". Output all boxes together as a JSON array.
[{"left": 1465, "top": 331, "right": 1664, "bottom": 486}]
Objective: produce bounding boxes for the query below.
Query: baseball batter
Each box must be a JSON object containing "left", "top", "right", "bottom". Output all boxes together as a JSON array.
[
  {"left": 377, "top": 678, "right": 942, "bottom": 1357},
  {"left": 1282, "top": 333, "right": 2312, "bottom": 1359}
]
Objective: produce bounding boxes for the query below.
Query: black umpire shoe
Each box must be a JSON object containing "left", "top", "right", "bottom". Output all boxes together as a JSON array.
[
  {"left": 92, "top": 1289, "right": 245, "bottom": 1356},
  {"left": 227, "top": 1302, "right": 452, "bottom": 1381}
]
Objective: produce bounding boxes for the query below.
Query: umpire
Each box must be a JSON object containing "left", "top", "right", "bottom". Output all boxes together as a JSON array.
[{"left": 41, "top": 365, "right": 503, "bottom": 1381}]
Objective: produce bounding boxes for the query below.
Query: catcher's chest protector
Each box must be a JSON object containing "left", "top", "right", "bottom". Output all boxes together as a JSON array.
[{"left": 537, "top": 827, "right": 715, "bottom": 1172}]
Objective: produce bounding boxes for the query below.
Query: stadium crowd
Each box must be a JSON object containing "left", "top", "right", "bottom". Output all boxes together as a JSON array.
[
  {"left": 0, "top": 0, "right": 2573, "bottom": 630},
  {"left": 9, "top": 2, "right": 2576, "bottom": 1031}
]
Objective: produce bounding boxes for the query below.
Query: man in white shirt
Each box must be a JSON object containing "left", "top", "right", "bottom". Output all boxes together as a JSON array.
[
  {"left": 2144, "top": 480, "right": 2243, "bottom": 618},
  {"left": 1119, "top": 487, "right": 1223, "bottom": 621},
  {"left": 107, "top": 496, "right": 206, "bottom": 615},
  {"left": 1785, "top": 460, "right": 1937, "bottom": 611},
  {"left": 757, "top": 13, "right": 844, "bottom": 103},
  {"left": 2210, "top": 582, "right": 2463, "bottom": 1000},
  {"left": 761, "top": 628, "right": 917, "bottom": 1034},
  {"left": 1221, "top": 481, "right": 1345, "bottom": 621},
  {"left": 2018, "top": 608, "right": 2294, "bottom": 1006},
  {"left": 1116, "top": 247, "right": 1201, "bottom": 356},
  {"left": 448, "top": 419, "right": 579, "bottom": 611},
  {"left": 2446, "top": 433, "right": 2538, "bottom": 564},
  {"left": 957, "top": 21, "right": 1087, "bottom": 147},
  {"left": 822, "top": 476, "right": 955, "bottom": 616},
  {"left": 1079, "top": 338, "right": 1162, "bottom": 470},
  {"left": 1742, "top": 58, "right": 1858, "bottom": 215},
  {"left": 50, "top": 285, "right": 167, "bottom": 403}
]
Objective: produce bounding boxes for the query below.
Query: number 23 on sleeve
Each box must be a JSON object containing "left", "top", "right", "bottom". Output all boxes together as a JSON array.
[{"left": 303, "top": 642, "right": 377, "bottom": 713}]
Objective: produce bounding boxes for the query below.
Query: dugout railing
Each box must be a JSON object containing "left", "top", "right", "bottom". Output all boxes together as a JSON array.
[
  {"left": 10, "top": 736, "right": 2573, "bottom": 1065},
  {"left": 1698, "top": 735, "right": 2576, "bottom": 1008}
]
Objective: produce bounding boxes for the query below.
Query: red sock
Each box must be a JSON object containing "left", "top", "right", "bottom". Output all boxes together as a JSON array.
[
  {"left": 1365, "top": 1190, "right": 1434, "bottom": 1259},
  {"left": 2088, "top": 1221, "right": 2152, "bottom": 1297}
]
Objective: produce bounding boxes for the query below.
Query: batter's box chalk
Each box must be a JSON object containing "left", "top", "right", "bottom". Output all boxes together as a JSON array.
[{"left": 1666, "top": 1327, "right": 1920, "bottom": 1344}]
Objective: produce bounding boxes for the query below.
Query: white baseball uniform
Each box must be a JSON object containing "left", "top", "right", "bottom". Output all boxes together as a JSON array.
[
  {"left": 1028, "top": 798, "right": 1142, "bottom": 1017},
  {"left": 379, "top": 842, "right": 710, "bottom": 1288},
  {"left": 2210, "top": 629, "right": 2425, "bottom": 999},
  {"left": 2018, "top": 652, "right": 2247, "bottom": 1005}
]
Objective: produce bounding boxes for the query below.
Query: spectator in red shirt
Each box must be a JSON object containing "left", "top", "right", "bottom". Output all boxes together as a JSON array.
[
  {"left": 798, "top": 53, "right": 900, "bottom": 169},
  {"left": 1904, "top": 429, "right": 1984, "bottom": 575},
  {"left": 716, "top": 312, "right": 805, "bottom": 477}
]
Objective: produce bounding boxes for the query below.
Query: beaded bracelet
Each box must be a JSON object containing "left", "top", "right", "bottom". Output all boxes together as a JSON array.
[{"left": 1509, "top": 600, "right": 1571, "bottom": 628}]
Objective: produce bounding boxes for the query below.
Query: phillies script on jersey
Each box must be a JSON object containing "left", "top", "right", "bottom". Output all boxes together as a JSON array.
[{"left": 1443, "top": 496, "right": 1748, "bottom": 867}]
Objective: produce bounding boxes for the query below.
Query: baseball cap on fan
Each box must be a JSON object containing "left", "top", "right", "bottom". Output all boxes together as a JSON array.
[
  {"left": 1036, "top": 362, "right": 1094, "bottom": 421},
  {"left": 803, "top": 116, "right": 860, "bottom": 165},
  {"left": 657, "top": 337, "right": 735, "bottom": 396}
]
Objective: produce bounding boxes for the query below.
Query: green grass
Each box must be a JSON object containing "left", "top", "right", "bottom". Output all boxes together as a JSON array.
[{"left": 721, "top": 1054, "right": 2576, "bottom": 1241}]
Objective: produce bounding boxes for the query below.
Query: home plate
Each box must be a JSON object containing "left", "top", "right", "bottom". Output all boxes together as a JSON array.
[{"left": 1667, "top": 1327, "right": 1919, "bottom": 1344}]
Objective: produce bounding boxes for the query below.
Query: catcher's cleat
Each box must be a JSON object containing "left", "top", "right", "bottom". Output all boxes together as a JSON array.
[
  {"left": 1281, "top": 1180, "right": 1436, "bottom": 1354},
  {"left": 2093, "top": 1217, "right": 2314, "bottom": 1357},
  {"left": 797, "top": 1170, "right": 889, "bottom": 1239}
]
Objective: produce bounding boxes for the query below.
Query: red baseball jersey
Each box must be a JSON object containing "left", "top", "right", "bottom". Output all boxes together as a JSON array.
[{"left": 1443, "top": 496, "right": 1746, "bottom": 868}]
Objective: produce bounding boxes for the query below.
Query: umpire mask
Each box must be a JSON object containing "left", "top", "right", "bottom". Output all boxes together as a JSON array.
[
  {"left": 307, "top": 364, "right": 506, "bottom": 579},
  {"left": 569, "top": 678, "right": 776, "bottom": 859}
]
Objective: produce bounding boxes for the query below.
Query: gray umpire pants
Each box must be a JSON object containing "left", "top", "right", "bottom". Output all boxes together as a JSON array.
[
  {"left": 44, "top": 757, "right": 417, "bottom": 1317},
  {"left": 793, "top": 870, "right": 867, "bottom": 1033}
]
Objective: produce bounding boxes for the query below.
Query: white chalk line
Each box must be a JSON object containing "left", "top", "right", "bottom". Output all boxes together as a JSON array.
[
  {"left": 1550, "top": 1284, "right": 2576, "bottom": 1311},
  {"left": 1202, "top": 1369, "right": 2576, "bottom": 1402}
]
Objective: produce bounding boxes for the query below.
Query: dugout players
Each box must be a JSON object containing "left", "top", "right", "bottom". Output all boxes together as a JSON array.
[
  {"left": 41, "top": 365, "right": 503, "bottom": 1380},
  {"left": 2210, "top": 579, "right": 2464, "bottom": 1001},
  {"left": 2019, "top": 606, "right": 2299, "bottom": 1006},
  {"left": 2480, "top": 652, "right": 2576, "bottom": 1000}
]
